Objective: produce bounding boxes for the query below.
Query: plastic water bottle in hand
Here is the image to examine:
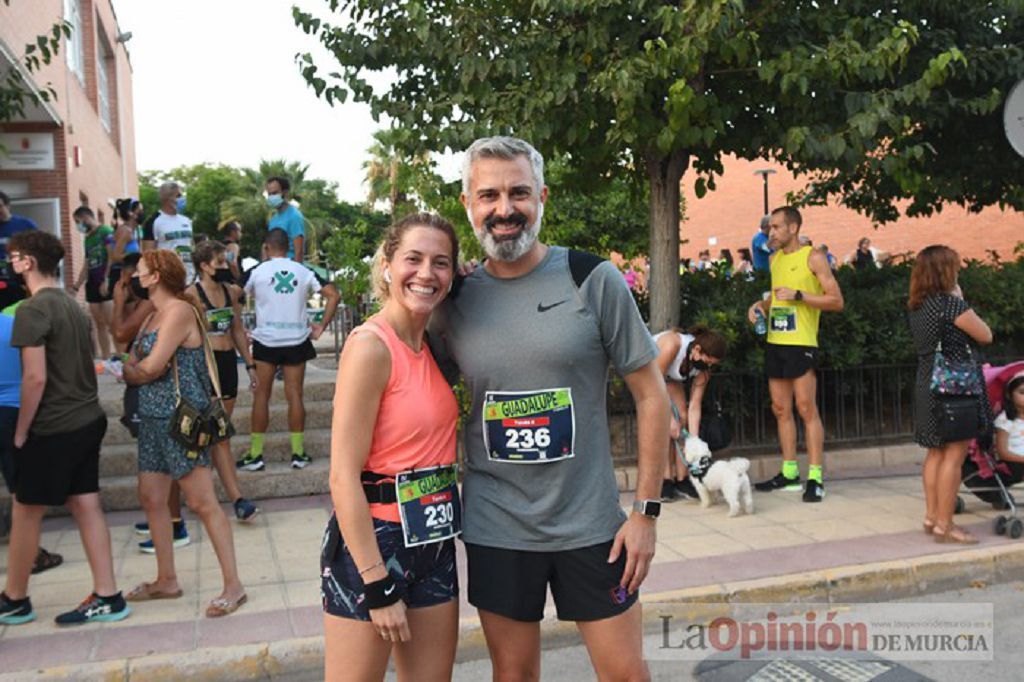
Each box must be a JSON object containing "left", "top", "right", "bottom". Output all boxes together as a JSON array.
[{"left": 753, "top": 308, "right": 767, "bottom": 336}]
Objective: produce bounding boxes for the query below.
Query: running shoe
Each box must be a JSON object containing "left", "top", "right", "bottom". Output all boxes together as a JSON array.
[
  {"left": 660, "top": 479, "right": 681, "bottom": 503},
  {"left": 291, "top": 452, "right": 312, "bottom": 470},
  {"left": 673, "top": 477, "right": 700, "bottom": 500},
  {"left": 134, "top": 520, "right": 150, "bottom": 536},
  {"left": 55, "top": 592, "right": 130, "bottom": 626},
  {"left": 803, "top": 480, "right": 825, "bottom": 503},
  {"left": 138, "top": 520, "right": 190, "bottom": 553},
  {"left": 236, "top": 452, "right": 266, "bottom": 472},
  {"left": 754, "top": 472, "right": 802, "bottom": 492},
  {"left": 233, "top": 498, "right": 260, "bottom": 522},
  {"left": 0, "top": 592, "right": 34, "bottom": 625},
  {"left": 31, "top": 547, "right": 63, "bottom": 574}
]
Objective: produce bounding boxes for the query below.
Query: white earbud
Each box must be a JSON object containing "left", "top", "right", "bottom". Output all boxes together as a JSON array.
[{"left": 383, "top": 270, "right": 392, "bottom": 284}]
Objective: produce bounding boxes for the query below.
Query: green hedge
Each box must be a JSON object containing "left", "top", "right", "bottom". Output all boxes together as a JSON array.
[{"left": 633, "top": 255, "right": 1024, "bottom": 374}]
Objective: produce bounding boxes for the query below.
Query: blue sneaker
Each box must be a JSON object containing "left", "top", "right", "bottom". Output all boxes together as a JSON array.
[
  {"left": 55, "top": 592, "right": 130, "bottom": 626},
  {"left": 134, "top": 520, "right": 150, "bottom": 536},
  {"left": 138, "top": 520, "right": 190, "bottom": 554},
  {"left": 0, "top": 592, "right": 35, "bottom": 625},
  {"left": 233, "top": 498, "right": 260, "bottom": 522}
]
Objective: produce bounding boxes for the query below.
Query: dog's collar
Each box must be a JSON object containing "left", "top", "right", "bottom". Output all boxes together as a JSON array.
[{"left": 689, "top": 455, "right": 712, "bottom": 482}]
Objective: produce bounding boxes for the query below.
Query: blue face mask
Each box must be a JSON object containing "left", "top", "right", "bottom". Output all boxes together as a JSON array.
[
  {"left": 266, "top": 193, "right": 284, "bottom": 209},
  {"left": 175, "top": 196, "right": 187, "bottom": 213}
]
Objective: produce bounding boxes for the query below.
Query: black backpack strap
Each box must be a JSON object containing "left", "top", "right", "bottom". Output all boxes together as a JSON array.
[{"left": 567, "top": 249, "right": 604, "bottom": 288}]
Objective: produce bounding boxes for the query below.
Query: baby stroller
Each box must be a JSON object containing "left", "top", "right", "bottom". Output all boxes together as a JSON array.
[{"left": 957, "top": 361, "right": 1024, "bottom": 539}]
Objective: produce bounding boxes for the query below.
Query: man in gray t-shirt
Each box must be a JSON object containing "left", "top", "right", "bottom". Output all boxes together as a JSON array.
[{"left": 430, "top": 136, "right": 668, "bottom": 680}]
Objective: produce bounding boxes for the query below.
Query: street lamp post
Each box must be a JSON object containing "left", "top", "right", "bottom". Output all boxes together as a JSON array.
[{"left": 753, "top": 169, "right": 776, "bottom": 215}]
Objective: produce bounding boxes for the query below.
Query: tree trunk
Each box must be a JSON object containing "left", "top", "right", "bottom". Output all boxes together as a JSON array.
[{"left": 646, "top": 149, "right": 690, "bottom": 332}]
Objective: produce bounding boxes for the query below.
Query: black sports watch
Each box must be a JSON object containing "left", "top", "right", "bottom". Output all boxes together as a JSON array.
[
  {"left": 632, "top": 499, "right": 662, "bottom": 519},
  {"left": 794, "top": 290, "right": 804, "bottom": 301}
]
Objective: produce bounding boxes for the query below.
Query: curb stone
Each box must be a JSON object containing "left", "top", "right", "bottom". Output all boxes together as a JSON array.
[{"left": 4, "top": 543, "right": 1022, "bottom": 680}]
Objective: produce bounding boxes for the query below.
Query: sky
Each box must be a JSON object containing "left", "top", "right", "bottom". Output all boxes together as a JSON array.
[{"left": 113, "top": 0, "right": 417, "bottom": 203}]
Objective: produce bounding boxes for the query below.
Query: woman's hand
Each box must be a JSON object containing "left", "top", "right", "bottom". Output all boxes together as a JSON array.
[
  {"left": 246, "top": 366, "right": 258, "bottom": 389},
  {"left": 369, "top": 601, "right": 411, "bottom": 643},
  {"left": 669, "top": 415, "right": 681, "bottom": 440}
]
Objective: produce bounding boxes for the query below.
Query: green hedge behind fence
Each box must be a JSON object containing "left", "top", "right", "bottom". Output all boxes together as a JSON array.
[{"left": 633, "top": 254, "right": 1024, "bottom": 374}]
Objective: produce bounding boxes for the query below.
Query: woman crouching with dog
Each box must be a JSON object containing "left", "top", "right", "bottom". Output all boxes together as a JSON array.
[
  {"left": 653, "top": 326, "right": 727, "bottom": 501},
  {"left": 122, "top": 250, "right": 246, "bottom": 616},
  {"left": 322, "top": 213, "right": 461, "bottom": 681}
]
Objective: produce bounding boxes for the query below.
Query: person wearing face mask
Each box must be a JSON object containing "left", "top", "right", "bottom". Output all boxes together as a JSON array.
[
  {"left": 652, "top": 326, "right": 726, "bottom": 502},
  {"left": 187, "top": 241, "right": 259, "bottom": 522},
  {"left": 265, "top": 176, "right": 305, "bottom": 262},
  {"left": 0, "top": 192, "right": 37, "bottom": 285},
  {"left": 112, "top": 198, "right": 143, "bottom": 264},
  {"left": 219, "top": 221, "right": 243, "bottom": 283},
  {"left": 69, "top": 207, "right": 116, "bottom": 359},
  {"left": 141, "top": 181, "right": 195, "bottom": 281}
]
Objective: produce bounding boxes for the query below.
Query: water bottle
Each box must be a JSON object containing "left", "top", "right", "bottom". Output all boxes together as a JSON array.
[{"left": 754, "top": 308, "right": 767, "bottom": 336}]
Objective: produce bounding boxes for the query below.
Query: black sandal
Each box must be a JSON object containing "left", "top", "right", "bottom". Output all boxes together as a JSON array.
[{"left": 31, "top": 548, "right": 64, "bottom": 574}]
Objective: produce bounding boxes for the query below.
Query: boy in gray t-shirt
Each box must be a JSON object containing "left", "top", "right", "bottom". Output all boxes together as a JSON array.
[{"left": 430, "top": 136, "right": 668, "bottom": 681}]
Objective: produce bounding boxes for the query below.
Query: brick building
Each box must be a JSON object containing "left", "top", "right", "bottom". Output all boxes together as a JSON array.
[
  {"left": 0, "top": 0, "right": 137, "bottom": 285},
  {"left": 679, "top": 155, "right": 1023, "bottom": 265}
]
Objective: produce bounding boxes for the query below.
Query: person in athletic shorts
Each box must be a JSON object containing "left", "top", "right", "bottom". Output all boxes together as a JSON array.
[
  {"left": 322, "top": 213, "right": 461, "bottom": 681},
  {"left": 188, "top": 241, "right": 259, "bottom": 521},
  {"left": 429, "top": 136, "right": 669, "bottom": 680},
  {"left": 748, "top": 206, "right": 844, "bottom": 502},
  {"left": 0, "top": 230, "right": 129, "bottom": 626},
  {"left": 141, "top": 181, "right": 195, "bottom": 281},
  {"left": 237, "top": 228, "right": 339, "bottom": 471},
  {"left": 69, "top": 206, "right": 115, "bottom": 359}
]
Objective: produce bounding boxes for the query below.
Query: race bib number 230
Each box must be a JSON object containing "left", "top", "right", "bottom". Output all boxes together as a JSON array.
[{"left": 483, "top": 388, "right": 575, "bottom": 463}]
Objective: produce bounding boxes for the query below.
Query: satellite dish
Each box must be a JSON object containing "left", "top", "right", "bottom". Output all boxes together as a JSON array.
[{"left": 1006, "top": 78, "right": 1024, "bottom": 158}]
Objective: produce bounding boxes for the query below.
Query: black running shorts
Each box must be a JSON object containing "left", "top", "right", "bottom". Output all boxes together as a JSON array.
[
  {"left": 765, "top": 344, "right": 818, "bottom": 380},
  {"left": 466, "top": 539, "right": 638, "bottom": 622},
  {"left": 213, "top": 349, "right": 239, "bottom": 399},
  {"left": 13, "top": 416, "right": 106, "bottom": 506},
  {"left": 252, "top": 339, "right": 316, "bottom": 367}
]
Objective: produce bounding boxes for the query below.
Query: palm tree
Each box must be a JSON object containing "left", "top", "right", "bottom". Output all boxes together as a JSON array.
[{"left": 362, "top": 129, "right": 428, "bottom": 220}]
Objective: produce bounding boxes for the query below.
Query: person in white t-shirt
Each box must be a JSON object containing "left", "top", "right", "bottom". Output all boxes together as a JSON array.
[
  {"left": 237, "top": 228, "right": 339, "bottom": 472},
  {"left": 141, "top": 181, "right": 195, "bottom": 282}
]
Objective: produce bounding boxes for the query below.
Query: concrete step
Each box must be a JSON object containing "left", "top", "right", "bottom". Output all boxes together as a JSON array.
[
  {"left": 97, "top": 378, "right": 337, "bottom": 414},
  {"left": 100, "top": 400, "right": 335, "bottom": 447},
  {"left": 97, "top": 429, "right": 333, "bottom": 477},
  {"left": 91, "top": 459, "right": 331, "bottom": 512}
]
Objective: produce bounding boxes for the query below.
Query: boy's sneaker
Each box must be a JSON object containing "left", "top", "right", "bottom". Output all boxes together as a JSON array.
[
  {"left": 291, "top": 452, "right": 312, "bottom": 469},
  {"left": 237, "top": 452, "right": 265, "bottom": 472},
  {"left": 674, "top": 477, "right": 700, "bottom": 500},
  {"left": 754, "top": 472, "right": 802, "bottom": 492},
  {"left": 233, "top": 498, "right": 260, "bottom": 522},
  {"left": 138, "top": 520, "right": 190, "bottom": 553},
  {"left": 55, "top": 592, "right": 130, "bottom": 626},
  {"left": 660, "top": 479, "right": 681, "bottom": 503},
  {"left": 134, "top": 520, "right": 150, "bottom": 536},
  {"left": 803, "top": 480, "right": 825, "bottom": 503},
  {"left": 0, "top": 592, "right": 35, "bottom": 625}
]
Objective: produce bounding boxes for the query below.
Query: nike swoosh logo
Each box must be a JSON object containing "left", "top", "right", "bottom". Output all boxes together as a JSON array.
[
  {"left": 537, "top": 300, "right": 567, "bottom": 313},
  {"left": 383, "top": 585, "right": 395, "bottom": 596}
]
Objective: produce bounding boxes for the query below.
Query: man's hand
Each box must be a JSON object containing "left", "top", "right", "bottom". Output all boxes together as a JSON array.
[
  {"left": 747, "top": 300, "right": 766, "bottom": 324},
  {"left": 773, "top": 286, "right": 798, "bottom": 301},
  {"left": 310, "top": 322, "right": 326, "bottom": 341},
  {"left": 246, "top": 366, "right": 258, "bottom": 389},
  {"left": 13, "top": 430, "right": 28, "bottom": 449},
  {"left": 608, "top": 513, "right": 657, "bottom": 594}
]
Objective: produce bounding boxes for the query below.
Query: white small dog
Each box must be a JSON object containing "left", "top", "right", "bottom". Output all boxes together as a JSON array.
[{"left": 681, "top": 436, "right": 754, "bottom": 517}]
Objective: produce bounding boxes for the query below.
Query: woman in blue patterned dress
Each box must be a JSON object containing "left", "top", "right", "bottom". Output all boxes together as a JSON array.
[{"left": 122, "top": 250, "right": 247, "bottom": 617}]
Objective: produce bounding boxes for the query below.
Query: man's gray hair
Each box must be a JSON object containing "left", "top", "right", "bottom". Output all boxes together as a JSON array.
[
  {"left": 759, "top": 214, "right": 771, "bottom": 230},
  {"left": 158, "top": 181, "right": 181, "bottom": 201},
  {"left": 461, "top": 136, "right": 545, "bottom": 196}
]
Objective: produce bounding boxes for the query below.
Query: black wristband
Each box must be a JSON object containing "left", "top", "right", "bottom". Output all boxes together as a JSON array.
[
  {"left": 245, "top": 364, "right": 256, "bottom": 370},
  {"left": 363, "top": 575, "right": 403, "bottom": 609}
]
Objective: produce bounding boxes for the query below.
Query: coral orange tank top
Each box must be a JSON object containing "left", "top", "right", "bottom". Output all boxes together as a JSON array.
[{"left": 355, "top": 316, "right": 459, "bottom": 523}]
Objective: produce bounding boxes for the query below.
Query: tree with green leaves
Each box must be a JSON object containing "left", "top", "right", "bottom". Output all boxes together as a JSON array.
[
  {"left": 294, "top": 0, "right": 1024, "bottom": 330},
  {"left": 363, "top": 128, "right": 429, "bottom": 219},
  {"left": 0, "top": 0, "right": 71, "bottom": 124}
]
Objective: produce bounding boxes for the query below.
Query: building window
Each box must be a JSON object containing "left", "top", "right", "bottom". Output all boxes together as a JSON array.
[
  {"left": 97, "top": 37, "right": 112, "bottom": 132},
  {"left": 63, "top": 0, "right": 84, "bottom": 84}
]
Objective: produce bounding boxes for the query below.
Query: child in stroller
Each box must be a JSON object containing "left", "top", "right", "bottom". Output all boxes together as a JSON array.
[{"left": 960, "top": 362, "right": 1024, "bottom": 538}]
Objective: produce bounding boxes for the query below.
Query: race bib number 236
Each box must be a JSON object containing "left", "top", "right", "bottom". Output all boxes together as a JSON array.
[{"left": 482, "top": 388, "right": 575, "bottom": 463}]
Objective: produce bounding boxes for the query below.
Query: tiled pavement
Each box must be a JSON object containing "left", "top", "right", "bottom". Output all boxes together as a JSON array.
[{"left": 0, "top": 474, "right": 1019, "bottom": 676}]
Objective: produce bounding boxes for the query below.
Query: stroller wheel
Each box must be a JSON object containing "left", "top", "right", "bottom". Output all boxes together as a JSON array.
[
  {"left": 954, "top": 496, "right": 965, "bottom": 514},
  {"left": 1009, "top": 518, "right": 1023, "bottom": 540},
  {"left": 994, "top": 516, "right": 1008, "bottom": 536}
]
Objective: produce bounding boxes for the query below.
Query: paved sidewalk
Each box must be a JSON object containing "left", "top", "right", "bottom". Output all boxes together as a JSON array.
[{"left": 1, "top": 474, "right": 1021, "bottom": 680}]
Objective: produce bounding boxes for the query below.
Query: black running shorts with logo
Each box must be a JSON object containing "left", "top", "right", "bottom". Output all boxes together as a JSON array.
[
  {"left": 12, "top": 416, "right": 106, "bottom": 506},
  {"left": 320, "top": 513, "right": 458, "bottom": 621},
  {"left": 765, "top": 343, "right": 819, "bottom": 380},
  {"left": 465, "top": 539, "right": 638, "bottom": 622},
  {"left": 252, "top": 338, "right": 316, "bottom": 367},
  {"left": 85, "top": 280, "right": 112, "bottom": 303},
  {"left": 212, "top": 349, "right": 239, "bottom": 399}
]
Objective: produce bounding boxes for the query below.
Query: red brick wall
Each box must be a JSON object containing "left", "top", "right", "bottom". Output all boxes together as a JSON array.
[{"left": 679, "top": 155, "right": 1024, "bottom": 264}]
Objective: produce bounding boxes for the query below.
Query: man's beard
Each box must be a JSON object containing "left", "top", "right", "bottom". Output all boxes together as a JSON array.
[{"left": 470, "top": 204, "right": 543, "bottom": 262}]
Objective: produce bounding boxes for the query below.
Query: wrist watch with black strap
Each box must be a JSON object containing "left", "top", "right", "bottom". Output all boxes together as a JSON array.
[
  {"left": 794, "top": 289, "right": 803, "bottom": 301},
  {"left": 632, "top": 499, "right": 661, "bottom": 519}
]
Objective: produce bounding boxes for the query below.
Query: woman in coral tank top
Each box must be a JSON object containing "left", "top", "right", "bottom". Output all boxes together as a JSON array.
[{"left": 321, "top": 213, "right": 461, "bottom": 681}]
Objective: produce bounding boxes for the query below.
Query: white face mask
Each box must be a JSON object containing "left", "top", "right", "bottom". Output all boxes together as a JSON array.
[{"left": 77, "top": 222, "right": 90, "bottom": 234}]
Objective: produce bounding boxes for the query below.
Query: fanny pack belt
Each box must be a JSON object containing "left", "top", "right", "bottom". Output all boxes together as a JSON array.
[{"left": 361, "top": 471, "right": 397, "bottom": 504}]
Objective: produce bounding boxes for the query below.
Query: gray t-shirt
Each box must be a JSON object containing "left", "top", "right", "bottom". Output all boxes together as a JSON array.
[{"left": 430, "top": 246, "right": 657, "bottom": 551}]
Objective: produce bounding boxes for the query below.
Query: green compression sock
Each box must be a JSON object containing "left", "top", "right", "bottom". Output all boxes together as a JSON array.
[
  {"left": 808, "top": 465, "right": 823, "bottom": 484},
  {"left": 250, "top": 433, "right": 265, "bottom": 457},
  {"left": 781, "top": 460, "right": 799, "bottom": 480},
  {"left": 290, "top": 432, "right": 305, "bottom": 455}
]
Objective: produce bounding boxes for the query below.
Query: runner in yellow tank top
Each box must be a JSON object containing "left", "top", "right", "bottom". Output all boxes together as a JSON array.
[{"left": 746, "top": 207, "right": 844, "bottom": 503}]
